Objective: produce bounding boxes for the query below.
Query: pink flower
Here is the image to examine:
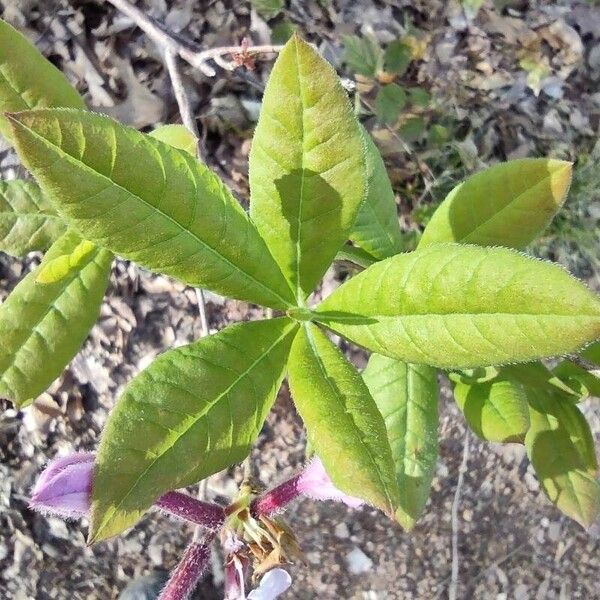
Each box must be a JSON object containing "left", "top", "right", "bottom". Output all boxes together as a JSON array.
[
  {"left": 296, "top": 458, "right": 364, "bottom": 508},
  {"left": 30, "top": 452, "right": 94, "bottom": 519},
  {"left": 30, "top": 452, "right": 225, "bottom": 529},
  {"left": 30, "top": 453, "right": 363, "bottom": 600},
  {"left": 253, "top": 457, "right": 364, "bottom": 516}
]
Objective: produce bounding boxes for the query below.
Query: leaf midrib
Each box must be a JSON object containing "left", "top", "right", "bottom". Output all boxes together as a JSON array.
[
  {"left": 294, "top": 37, "right": 307, "bottom": 304},
  {"left": 303, "top": 323, "right": 395, "bottom": 511},
  {"left": 12, "top": 117, "right": 294, "bottom": 309},
  {"left": 92, "top": 321, "right": 297, "bottom": 541},
  {"left": 316, "top": 311, "right": 600, "bottom": 321}
]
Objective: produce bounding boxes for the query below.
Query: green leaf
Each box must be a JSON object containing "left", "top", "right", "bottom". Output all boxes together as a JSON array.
[
  {"left": 250, "top": 0, "right": 284, "bottom": 18},
  {"left": 149, "top": 124, "right": 197, "bottom": 156},
  {"left": 335, "top": 244, "right": 377, "bottom": 269},
  {"left": 553, "top": 359, "right": 600, "bottom": 399},
  {"left": 398, "top": 117, "right": 425, "bottom": 141},
  {"left": 382, "top": 40, "right": 412, "bottom": 77},
  {"left": 249, "top": 35, "right": 366, "bottom": 302},
  {"left": 0, "top": 180, "right": 66, "bottom": 256},
  {"left": 271, "top": 21, "right": 296, "bottom": 45},
  {"left": 0, "top": 19, "right": 85, "bottom": 141},
  {"left": 287, "top": 323, "right": 399, "bottom": 514},
  {"left": 507, "top": 364, "right": 600, "bottom": 526},
  {"left": 362, "top": 355, "right": 438, "bottom": 529},
  {"left": 375, "top": 84, "right": 406, "bottom": 125},
  {"left": 8, "top": 109, "right": 295, "bottom": 309},
  {"left": 90, "top": 318, "right": 297, "bottom": 542},
  {"left": 315, "top": 244, "right": 600, "bottom": 369},
  {"left": 350, "top": 128, "right": 404, "bottom": 260},
  {"left": 0, "top": 230, "right": 112, "bottom": 406},
  {"left": 407, "top": 87, "right": 431, "bottom": 107},
  {"left": 342, "top": 35, "right": 383, "bottom": 77},
  {"left": 419, "top": 159, "right": 573, "bottom": 249},
  {"left": 428, "top": 124, "right": 450, "bottom": 146},
  {"left": 453, "top": 376, "right": 530, "bottom": 442},
  {"left": 581, "top": 341, "right": 600, "bottom": 367},
  {"left": 500, "top": 361, "right": 579, "bottom": 399}
]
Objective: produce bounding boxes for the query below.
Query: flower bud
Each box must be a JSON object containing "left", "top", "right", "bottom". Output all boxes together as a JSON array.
[
  {"left": 30, "top": 452, "right": 225, "bottom": 530},
  {"left": 30, "top": 452, "right": 94, "bottom": 519},
  {"left": 296, "top": 457, "right": 364, "bottom": 508},
  {"left": 253, "top": 457, "right": 364, "bottom": 516}
]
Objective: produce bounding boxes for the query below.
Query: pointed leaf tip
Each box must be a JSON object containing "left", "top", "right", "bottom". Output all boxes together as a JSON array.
[
  {"left": 315, "top": 244, "right": 600, "bottom": 369},
  {"left": 249, "top": 31, "right": 366, "bottom": 300},
  {"left": 7, "top": 107, "right": 296, "bottom": 308}
]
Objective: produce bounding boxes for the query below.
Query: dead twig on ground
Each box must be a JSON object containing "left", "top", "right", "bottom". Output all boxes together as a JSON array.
[
  {"left": 449, "top": 431, "right": 470, "bottom": 600},
  {"left": 105, "top": 0, "right": 282, "bottom": 77}
]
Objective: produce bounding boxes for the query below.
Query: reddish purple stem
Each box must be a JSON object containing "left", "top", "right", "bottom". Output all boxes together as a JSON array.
[
  {"left": 156, "top": 491, "right": 225, "bottom": 530},
  {"left": 252, "top": 473, "right": 301, "bottom": 516},
  {"left": 158, "top": 536, "right": 215, "bottom": 600}
]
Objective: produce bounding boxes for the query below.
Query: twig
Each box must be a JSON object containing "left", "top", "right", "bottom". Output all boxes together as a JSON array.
[
  {"left": 449, "top": 431, "right": 470, "bottom": 600},
  {"left": 105, "top": 0, "right": 282, "bottom": 77},
  {"left": 163, "top": 49, "right": 204, "bottom": 160},
  {"left": 162, "top": 49, "right": 210, "bottom": 337},
  {"left": 163, "top": 50, "right": 211, "bottom": 543}
]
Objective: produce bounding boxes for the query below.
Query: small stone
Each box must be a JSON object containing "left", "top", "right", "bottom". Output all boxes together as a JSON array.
[
  {"left": 548, "top": 522, "right": 561, "bottom": 542},
  {"left": 346, "top": 547, "right": 373, "bottom": 575},
  {"left": 514, "top": 583, "right": 529, "bottom": 600},
  {"left": 524, "top": 471, "right": 539, "bottom": 492},
  {"left": 47, "top": 518, "right": 70, "bottom": 541},
  {"left": 147, "top": 542, "right": 163, "bottom": 566},
  {"left": 117, "top": 572, "right": 169, "bottom": 600},
  {"left": 335, "top": 522, "right": 350, "bottom": 539}
]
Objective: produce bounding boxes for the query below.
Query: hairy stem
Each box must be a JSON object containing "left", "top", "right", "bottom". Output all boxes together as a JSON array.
[
  {"left": 252, "top": 473, "right": 302, "bottom": 516},
  {"left": 155, "top": 491, "right": 225, "bottom": 529},
  {"left": 158, "top": 536, "right": 215, "bottom": 600}
]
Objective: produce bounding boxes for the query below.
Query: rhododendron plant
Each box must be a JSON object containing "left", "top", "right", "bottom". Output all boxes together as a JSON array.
[{"left": 1, "top": 16, "right": 600, "bottom": 599}]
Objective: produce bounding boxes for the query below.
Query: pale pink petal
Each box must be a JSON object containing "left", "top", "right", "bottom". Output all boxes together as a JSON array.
[
  {"left": 253, "top": 458, "right": 365, "bottom": 516},
  {"left": 296, "top": 458, "right": 364, "bottom": 509},
  {"left": 247, "top": 569, "right": 291, "bottom": 600},
  {"left": 30, "top": 452, "right": 94, "bottom": 519},
  {"left": 223, "top": 532, "right": 248, "bottom": 600},
  {"left": 224, "top": 554, "right": 247, "bottom": 600}
]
